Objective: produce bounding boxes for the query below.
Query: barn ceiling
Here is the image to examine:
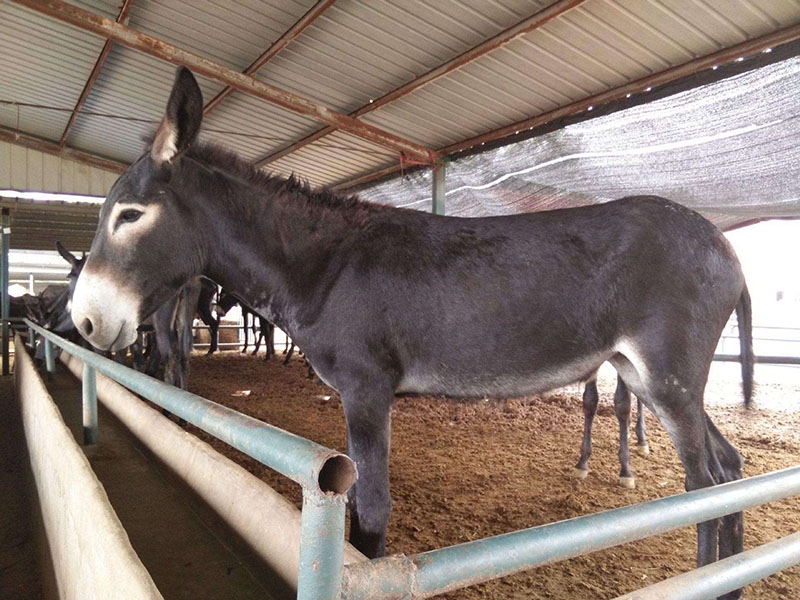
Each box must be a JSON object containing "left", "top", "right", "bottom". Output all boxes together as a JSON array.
[{"left": 0, "top": 0, "right": 799, "bottom": 250}]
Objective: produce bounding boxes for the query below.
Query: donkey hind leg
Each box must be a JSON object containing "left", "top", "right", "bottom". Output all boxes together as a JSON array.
[
  {"left": 705, "top": 416, "right": 744, "bottom": 555},
  {"left": 704, "top": 414, "right": 745, "bottom": 600},
  {"left": 251, "top": 331, "right": 263, "bottom": 356},
  {"left": 650, "top": 392, "right": 724, "bottom": 568},
  {"left": 341, "top": 384, "right": 394, "bottom": 559},
  {"left": 635, "top": 398, "right": 649, "bottom": 455},
  {"left": 612, "top": 353, "right": 722, "bottom": 570},
  {"left": 572, "top": 377, "right": 599, "bottom": 480},
  {"left": 207, "top": 317, "right": 219, "bottom": 355},
  {"left": 613, "top": 376, "right": 635, "bottom": 489},
  {"left": 282, "top": 343, "right": 296, "bottom": 366}
]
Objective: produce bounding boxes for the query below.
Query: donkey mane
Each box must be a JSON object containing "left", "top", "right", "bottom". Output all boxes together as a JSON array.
[{"left": 182, "top": 141, "right": 397, "bottom": 227}]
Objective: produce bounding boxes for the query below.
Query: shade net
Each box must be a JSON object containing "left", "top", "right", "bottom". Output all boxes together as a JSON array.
[{"left": 354, "top": 52, "right": 800, "bottom": 231}]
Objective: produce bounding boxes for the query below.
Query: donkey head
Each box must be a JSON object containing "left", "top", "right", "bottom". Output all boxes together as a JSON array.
[{"left": 72, "top": 67, "right": 206, "bottom": 350}]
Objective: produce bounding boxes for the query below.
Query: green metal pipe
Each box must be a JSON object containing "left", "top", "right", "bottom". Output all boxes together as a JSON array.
[
  {"left": 82, "top": 363, "right": 98, "bottom": 445},
  {"left": 44, "top": 338, "right": 55, "bottom": 374},
  {"left": 614, "top": 531, "right": 800, "bottom": 600},
  {"left": 297, "top": 489, "right": 348, "bottom": 600},
  {"left": 341, "top": 465, "right": 800, "bottom": 599},
  {"left": 26, "top": 320, "right": 356, "bottom": 496},
  {"left": 432, "top": 161, "right": 446, "bottom": 215}
]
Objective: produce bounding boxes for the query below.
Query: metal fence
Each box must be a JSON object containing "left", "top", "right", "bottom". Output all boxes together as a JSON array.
[{"left": 24, "top": 320, "right": 800, "bottom": 599}]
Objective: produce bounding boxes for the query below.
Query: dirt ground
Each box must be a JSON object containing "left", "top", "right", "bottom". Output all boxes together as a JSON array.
[{"left": 184, "top": 351, "right": 800, "bottom": 599}]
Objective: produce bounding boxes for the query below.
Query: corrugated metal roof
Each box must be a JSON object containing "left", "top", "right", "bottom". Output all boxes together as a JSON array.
[
  {"left": 0, "top": 0, "right": 799, "bottom": 249},
  {"left": 0, "top": 1, "right": 113, "bottom": 140}
]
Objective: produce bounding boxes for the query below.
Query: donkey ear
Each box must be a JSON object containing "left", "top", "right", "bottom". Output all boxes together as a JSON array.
[
  {"left": 55, "top": 241, "right": 78, "bottom": 268},
  {"left": 151, "top": 67, "right": 203, "bottom": 165}
]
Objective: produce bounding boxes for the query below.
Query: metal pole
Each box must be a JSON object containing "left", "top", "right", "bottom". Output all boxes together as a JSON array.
[
  {"left": 341, "top": 465, "right": 800, "bottom": 599},
  {"left": 614, "top": 531, "right": 800, "bottom": 600},
  {"left": 1, "top": 208, "right": 9, "bottom": 376},
  {"left": 29, "top": 273, "right": 34, "bottom": 294},
  {"left": 44, "top": 338, "right": 55, "bottom": 374},
  {"left": 25, "top": 320, "right": 356, "bottom": 494},
  {"left": 432, "top": 160, "right": 446, "bottom": 215},
  {"left": 82, "top": 363, "right": 98, "bottom": 445},
  {"left": 297, "top": 489, "right": 348, "bottom": 600}
]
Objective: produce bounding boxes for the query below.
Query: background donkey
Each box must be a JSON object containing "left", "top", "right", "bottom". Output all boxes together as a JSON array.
[{"left": 70, "top": 68, "right": 753, "bottom": 598}]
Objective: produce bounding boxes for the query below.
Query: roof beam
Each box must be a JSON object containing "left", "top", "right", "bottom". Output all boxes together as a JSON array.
[
  {"left": 58, "top": 0, "right": 136, "bottom": 146},
  {"left": 0, "top": 126, "right": 127, "bottom": 174},
  {"left": 253, "top": 0, "right": 587, "bottom": 168},
  {"left": 10, "top": 0, "right": 437, "bottom": 164},
  {"left": 334, "top": 24, "right": 800, "bottom": 192},
  {"left": 203, "top": 0, "right": 336, "bottom": 116}
]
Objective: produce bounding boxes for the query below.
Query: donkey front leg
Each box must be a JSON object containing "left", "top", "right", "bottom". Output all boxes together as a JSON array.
[{"left": 341, "top": 386, "right": 394, "bottom": 559}]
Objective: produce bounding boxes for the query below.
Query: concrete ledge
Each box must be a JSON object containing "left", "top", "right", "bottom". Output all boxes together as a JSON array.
[
  {"left": 14, "top": 335, "right": 162, "bottom": 600},
  {"left": 60, "top": 350, "right": 366, "bottom": 591}
]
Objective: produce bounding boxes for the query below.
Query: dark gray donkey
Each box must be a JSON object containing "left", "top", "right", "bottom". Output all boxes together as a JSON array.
[{"left": 70, "top": 68, "right": 753, "bottom": 597}]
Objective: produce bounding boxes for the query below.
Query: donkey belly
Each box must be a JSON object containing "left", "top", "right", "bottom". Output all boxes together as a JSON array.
[{"left": 395, "top": 349, "right": 610, "bottom": 398}]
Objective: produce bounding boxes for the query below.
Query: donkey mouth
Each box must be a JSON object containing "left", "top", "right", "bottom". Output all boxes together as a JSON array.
[{"left": 107, "top": 323, "right": 137, "bottom": 352}]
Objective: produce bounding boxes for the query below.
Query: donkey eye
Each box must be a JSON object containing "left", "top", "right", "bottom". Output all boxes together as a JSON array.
[{"left": 118, "top": 209, "right": 143, "bottom": 225}]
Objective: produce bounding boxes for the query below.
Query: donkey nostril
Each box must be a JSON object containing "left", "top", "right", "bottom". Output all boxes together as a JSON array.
[{"left": 82, "top": 317, "right": 94, "bottom": 337}]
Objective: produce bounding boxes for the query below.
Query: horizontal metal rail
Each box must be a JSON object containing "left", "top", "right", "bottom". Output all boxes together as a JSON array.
[
  {"left": 25, "top": 319, "right": 356, "bottom": 600},
  {"left": 25, "top": 320, "right": 800, "bottom": 599},
  {"left": 614, "top": 531, "right": 800, "bottom": 600},
  {"left": 714, "top": 354, "right": 800, "bottom": 366},
  {"left": 341, "top": 466, "right": 800, "bottom": 599},
  {"left": 26, "top": 320, "right": 354, "bottom": 494}
]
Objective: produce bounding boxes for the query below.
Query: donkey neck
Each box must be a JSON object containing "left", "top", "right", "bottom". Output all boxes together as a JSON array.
[{"left": 185, "top": 156, "right": 360, "bottom": 334}]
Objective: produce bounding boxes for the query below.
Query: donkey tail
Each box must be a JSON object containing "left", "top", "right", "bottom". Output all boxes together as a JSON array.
[{"left": 736, "top": 284, "right": 754, "bottom": 407}]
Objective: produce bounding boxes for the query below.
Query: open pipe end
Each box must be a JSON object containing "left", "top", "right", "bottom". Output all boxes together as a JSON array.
[{"left": 318, "top": 453, "right": 357, "bottom": 495}]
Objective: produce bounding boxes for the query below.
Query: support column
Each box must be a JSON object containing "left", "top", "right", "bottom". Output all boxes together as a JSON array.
[
  {"left": 1, "top": 208, "right": 9, "bottom": 376},
  {"left": 432, "top": 159, "right": 446, "bottom": 215},
  {"left": 297, "top": 489, "right": 347, "bottom": 600},
  {"left": 82, "top": 363, "right": 98, "bottom": 445}
]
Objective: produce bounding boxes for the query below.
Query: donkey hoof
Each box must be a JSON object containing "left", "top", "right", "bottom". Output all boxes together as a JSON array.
[
  {"left": 636, "top": 444, "right": 650, "bottom": 456},
  {"left": 618, "top": 476, "right": 636, "bottom": 489},
  {"left": 570, "top": 467, "right": 589, "bottom": 480}
]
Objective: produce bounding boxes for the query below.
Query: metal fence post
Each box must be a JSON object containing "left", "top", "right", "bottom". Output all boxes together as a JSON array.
[
  {"left": 44, "top": 338, "right": 55, "bottom": 374},
  {"left": 82, "top": 363, "right": 98, "bottom": 445},
  {"left": 297, "top": 489, "right": 347, "bottom": 600},
  {"left": 1, "top": 208, "right": 9, "bottom": 376}
]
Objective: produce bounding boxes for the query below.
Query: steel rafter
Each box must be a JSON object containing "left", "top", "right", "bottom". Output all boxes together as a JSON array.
[
  {"left": 58, "top": 0, "right": 136, "bottom": 146},
  {"left": 10, "top": 0, "right": 438, "bottom": 164},
  {"left": 0, "top": 126, "right": 127, "bottom": 174},
  {"left": 203, "top": 0, "right": 336, "bottom": 116},
  {"left": 252, "top": 0, "right": 587, "bottom": 168}
]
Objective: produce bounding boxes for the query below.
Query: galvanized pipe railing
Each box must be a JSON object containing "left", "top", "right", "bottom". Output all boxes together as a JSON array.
[
  {"left": 615, "top": 531, "right": 800, "bottom": 600},
  {"left": 24, "top": 320, "right": 357, "bottom": 600},
  {"left": 341, "top": 465, "right": 800, "bottom": 599},
  {"left": 24, "top": 320, "right": 800, "bottom": 599}
]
